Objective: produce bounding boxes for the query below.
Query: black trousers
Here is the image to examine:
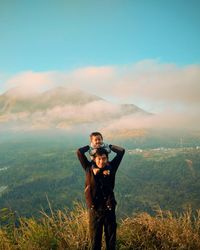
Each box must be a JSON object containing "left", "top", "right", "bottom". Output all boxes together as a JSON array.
[{"left": 88, "top": 207, "right": 117, "bottom": 250}]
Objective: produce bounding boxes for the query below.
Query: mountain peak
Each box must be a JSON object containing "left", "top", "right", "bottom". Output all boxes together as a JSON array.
[
  {"left": 0, "top": 86, "right": 149, "bottom": 131},
  {"left": 3, "top": 86, "right": 40, "bottom": 98}
]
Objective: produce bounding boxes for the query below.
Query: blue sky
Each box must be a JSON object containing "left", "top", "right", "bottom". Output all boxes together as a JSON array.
[
  {"left": 0, "top": 0, "right": 200, "bottom": 115},
  {"left": 0, "top": 0, "right": 199, "bottom": 74}
]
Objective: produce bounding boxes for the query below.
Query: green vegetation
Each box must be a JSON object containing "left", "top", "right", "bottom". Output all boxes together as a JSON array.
[
  {"left": 0, "top": 132, "right": 200, "bottom": 248},
  {"left": 0, "top": 204, "right": 200, "bottom": 249},
  {"left": 116, "top": 146, "right": 200, "bottom": 217},
  {"left": 0, "top": 133, "right": 200, "bottom": 219}
]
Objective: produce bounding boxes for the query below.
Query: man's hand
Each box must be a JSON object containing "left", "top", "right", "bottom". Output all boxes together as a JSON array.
[
  {"left": 93, "top": 168, "right": 100, "bottom": 175},
  {"left": 93, "top": 168, "right": 111, "bottom": 176}
]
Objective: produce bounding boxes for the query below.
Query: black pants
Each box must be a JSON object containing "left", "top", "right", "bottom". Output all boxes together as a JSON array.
[{"left": 88, "top": 207, "right": 117, "bottom": 250}]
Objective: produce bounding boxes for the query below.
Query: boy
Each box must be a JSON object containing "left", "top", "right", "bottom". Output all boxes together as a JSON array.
[
  {"left": 89, "top": 132, "right": 111, "bottom": 160},
  {"left": 77, "top": 132, "right": 125, "bottom": 250}
]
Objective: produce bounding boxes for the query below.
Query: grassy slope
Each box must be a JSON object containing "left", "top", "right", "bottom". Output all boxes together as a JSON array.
[{"left": 0, "top": 204, "right": 200, "bottom": 250}]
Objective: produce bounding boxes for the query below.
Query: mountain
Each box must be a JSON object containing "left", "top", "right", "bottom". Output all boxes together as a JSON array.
[
  {"left": 0, "top": 87, "right": 102, "bottom": 114},
  {"left": 0, "top": 87, "right": 149, "bottom": 131}
]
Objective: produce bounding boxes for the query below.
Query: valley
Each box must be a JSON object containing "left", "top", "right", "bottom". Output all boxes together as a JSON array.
[{"left": 0, "top": 133, "right": 200, "bottom": 219}]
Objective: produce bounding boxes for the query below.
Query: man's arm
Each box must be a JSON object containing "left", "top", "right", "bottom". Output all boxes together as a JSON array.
[
  {"left": 76, "top": 145, "right": 91, "bottom": 170},
  {"left": 110, "top": 145, "right": 125, "bottom": 172}
]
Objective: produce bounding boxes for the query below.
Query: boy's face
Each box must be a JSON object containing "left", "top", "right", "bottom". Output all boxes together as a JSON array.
[
  {"left": 91, "top": 135, "right": 103, "bottom": 148},
  {"left": 94, "top": 154, "right": 108, "bottom": 168}
]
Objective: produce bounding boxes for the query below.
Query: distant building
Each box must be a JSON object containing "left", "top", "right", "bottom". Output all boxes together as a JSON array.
[
  {"left": 135, "top": 148, "right": 143, "bottom": 153},
  {"left": 128, "top": 149, "right": 143, "bottom": 154}
]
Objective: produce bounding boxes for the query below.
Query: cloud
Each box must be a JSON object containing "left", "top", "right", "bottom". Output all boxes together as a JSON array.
[
  {"left": 113, "top": 61, "right": 200, "bottom": 106},
  {"left": 1, "top": 99, "right": 200, "bottom": 133},
  {"left": 0, "top": 100, "right": 122, "bottom": 131},
  {"left": 3, "top": 66, "right": 115, "bottom": 96},
  {"left": 47, "top": 60, "right": 200, "bottom": 109},
  {"left": 5, "top": 71, "right": 60, "bottom": 96},
  {"left": 1, "top": 60, "right": 200, "bottom": 132},
  {"left": 102, "top": 110, "right": 200, "bottom": 133},
  {"left": 3, "top": 60, "right": 200, "bottom": 107}
]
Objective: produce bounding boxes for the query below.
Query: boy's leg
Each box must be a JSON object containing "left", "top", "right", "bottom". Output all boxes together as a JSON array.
[
  {"left": 104, "top": 209, "right": 117, "bottom": 250},
  {"left": 89, "top": 209, "right": 104, "bottom": 250}
]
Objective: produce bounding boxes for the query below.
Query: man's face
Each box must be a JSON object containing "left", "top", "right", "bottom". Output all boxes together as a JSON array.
[
  {"left": 94, "top": 154, "right": 108, "bottom": 168},
  {"left": 91, "top": 135, "right": 103, "bottom": 148}
]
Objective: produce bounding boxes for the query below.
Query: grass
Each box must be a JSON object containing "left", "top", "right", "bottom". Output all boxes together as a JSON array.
[
  {"left": 118, "top": 207, "right": 200, "bottom": 250},
  {"left": 0, "top": 204, "right": 200, "bottom": 249}
]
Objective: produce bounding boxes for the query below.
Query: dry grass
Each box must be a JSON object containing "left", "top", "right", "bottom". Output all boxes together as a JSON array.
[
  {"left": 0, "top": 204, "right": 200, "bottom": 250},
  {"left": 16, "top": 203, "right": 90, "bottom": 250},
  {"left": 118, "top": 208, "right": 200, "bottom": 250}
]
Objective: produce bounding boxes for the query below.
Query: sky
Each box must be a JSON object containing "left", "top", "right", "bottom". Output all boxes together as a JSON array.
[{"left": 0, "top": 0, "right": 200, "bottom": 115}]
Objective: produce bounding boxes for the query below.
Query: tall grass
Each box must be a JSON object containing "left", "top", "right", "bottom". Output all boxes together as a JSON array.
[
  {"left": 118, "top": 208, "right": 200, "bottom": 250},
  {"left": 0, "top": 204, "right": 200, "bottom": 249}
]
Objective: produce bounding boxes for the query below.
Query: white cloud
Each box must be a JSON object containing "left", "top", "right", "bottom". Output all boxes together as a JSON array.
[
  {"left": 3, "top": 60, "right": 200, "bottom": 107},
  {"left": 113, "top": 61, "right": 200, "bottom": 106},
  {"left": 1, "top": 60, "right": 200, "bottom": 132},
  {"left": 1, "top": 100, "right": 200, "bottom": 133},
  {"left": 5, "top": 71, "right": 58, "bottom": 96},
  {"left": 0, "top": 100, "right": 122, "bottom": 131},
  {"left": 50, "top": 61, "right": 200, "bottom": 108}
]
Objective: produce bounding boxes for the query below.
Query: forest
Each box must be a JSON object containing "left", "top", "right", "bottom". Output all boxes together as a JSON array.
[{"left": 0, "top": 131, "right": 200, "bottom": 219}]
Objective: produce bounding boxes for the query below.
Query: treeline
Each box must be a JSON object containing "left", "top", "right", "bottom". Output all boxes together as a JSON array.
[
  {"left": 116, "top": 149, "right": 200, "bottom": 217},
  {"left": 1, "top": 139, "right": 200, "bottom": 218}
]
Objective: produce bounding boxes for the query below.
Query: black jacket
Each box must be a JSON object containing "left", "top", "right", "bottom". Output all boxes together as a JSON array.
[{"left": 77, "top": 145, "right": 125, "bottom": 210}]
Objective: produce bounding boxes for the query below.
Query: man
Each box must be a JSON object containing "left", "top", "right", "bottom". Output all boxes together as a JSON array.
[{"left": 77, "top": 137, "right": 125, "bottom": 250}]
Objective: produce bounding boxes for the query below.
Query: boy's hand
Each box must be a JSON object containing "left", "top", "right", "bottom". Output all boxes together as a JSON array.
[
  {"left": 89, "top": 147, "right": 97, "bottom": 157},
  {"left": 104, "top": 143, "right": 112, "bottom": 154},
  {"left": 103, "top": 170, "right": 110, "bottom": 176}
]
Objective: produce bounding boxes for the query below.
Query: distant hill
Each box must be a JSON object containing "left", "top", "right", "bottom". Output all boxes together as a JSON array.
[
  {"left": 0, "top": 87, "right": 149, "bottom": 131},
  {"left": 0, "top": 87, "right": 102, "bottom": 113}
]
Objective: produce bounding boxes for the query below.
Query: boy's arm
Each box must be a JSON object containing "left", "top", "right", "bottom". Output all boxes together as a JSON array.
[
  {"left": 77, "top": 145, "right": 91, "bottom": 170},
  {"left": 110, "top": 145, "right": 125, "bottom": 172}
]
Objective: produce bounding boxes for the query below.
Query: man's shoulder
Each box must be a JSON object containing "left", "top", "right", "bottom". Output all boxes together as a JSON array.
[
  {"left": 85, "top": 164, "right": 92, "bottom": 172},
  {"left": 108, "top": 161, "right": 116, "bottom": 171}
]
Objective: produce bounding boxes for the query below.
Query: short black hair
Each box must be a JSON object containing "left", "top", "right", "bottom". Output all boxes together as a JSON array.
[
  {"left": 90, "top": 132, "right": 103, "bottom": 140},
  {"left": 93, "top": 147, "right": 108, "bottom": 159}
]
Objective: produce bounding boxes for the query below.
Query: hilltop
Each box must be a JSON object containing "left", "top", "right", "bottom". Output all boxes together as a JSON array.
[{"left": 0, "top": 204, "right": 200, "bottom": 249}]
